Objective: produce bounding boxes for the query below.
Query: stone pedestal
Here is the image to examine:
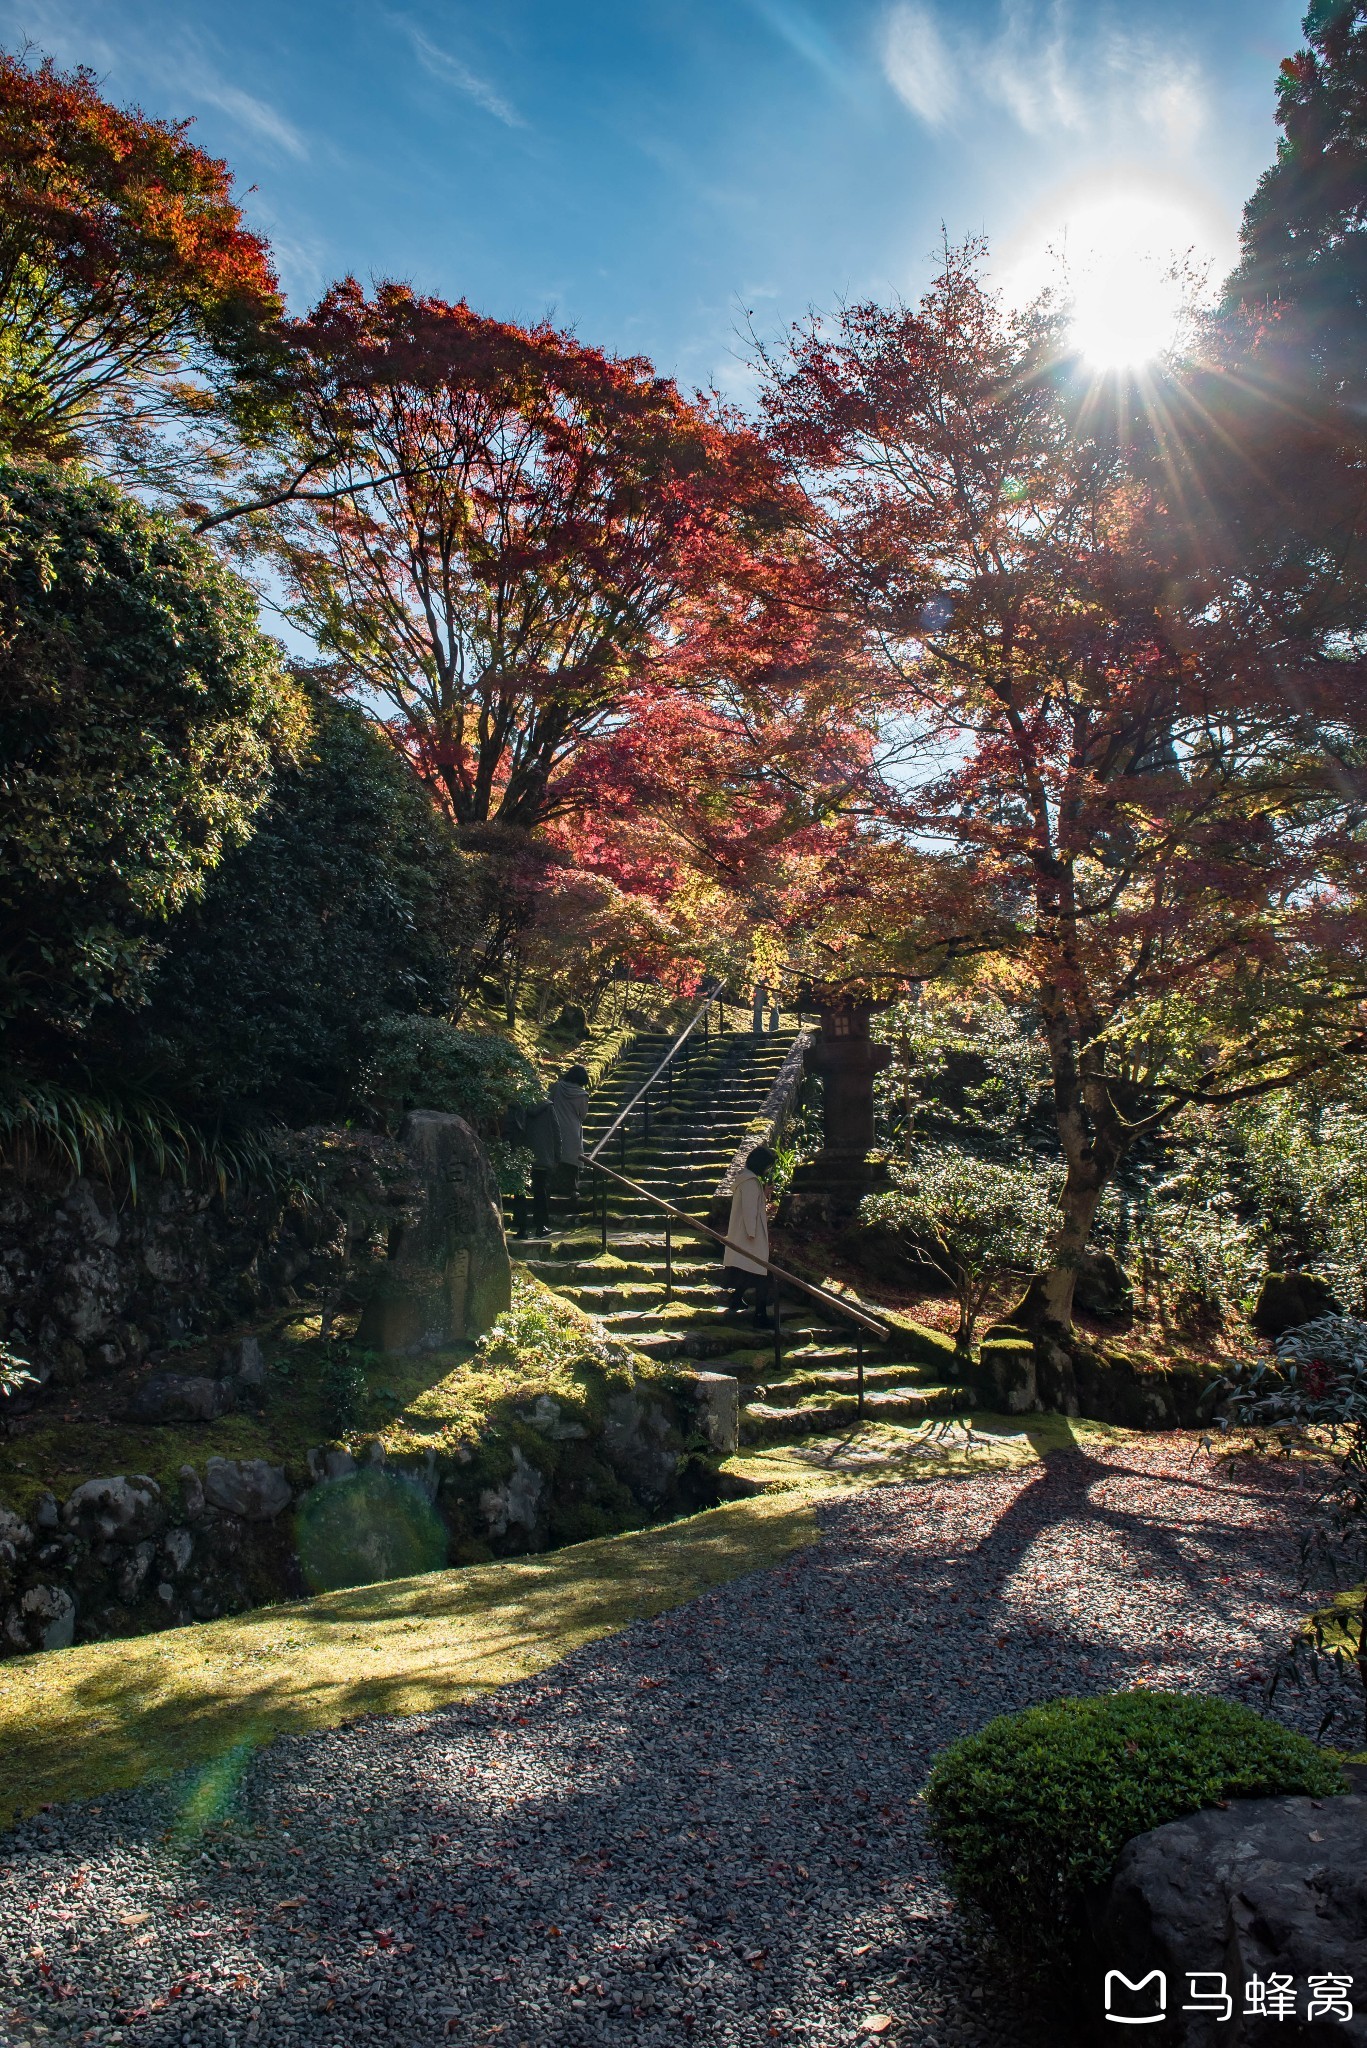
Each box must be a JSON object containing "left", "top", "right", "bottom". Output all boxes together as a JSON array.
[{"left": 781, "top": 1002, "right": 891, "bottom": 1226}]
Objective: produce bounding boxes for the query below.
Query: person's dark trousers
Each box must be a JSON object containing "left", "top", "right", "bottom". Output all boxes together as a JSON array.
[
  {"left": 723, "top": 1268, "right": 771, "bottom": 1324},
  {"left": 531, "top": 1168, "right": 552, "bottom": 1234}
]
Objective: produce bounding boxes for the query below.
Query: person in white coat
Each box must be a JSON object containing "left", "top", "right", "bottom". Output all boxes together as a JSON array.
[{"left": 721, "top": 1145, "right": 776, "bottom": 1326}]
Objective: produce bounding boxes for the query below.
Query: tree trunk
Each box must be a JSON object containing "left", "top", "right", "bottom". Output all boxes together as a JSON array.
[{"left": 1012, "top": 1164, "right": 1104, "bottom": 1332}]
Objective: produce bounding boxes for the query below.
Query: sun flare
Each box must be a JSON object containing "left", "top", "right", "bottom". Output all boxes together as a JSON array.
[
  {"left": 1064, "top": 193, "right": 1199, "bottom": 368},
  {"left": 1003, "top": 183, "right": 1227, "bottom": 373}
]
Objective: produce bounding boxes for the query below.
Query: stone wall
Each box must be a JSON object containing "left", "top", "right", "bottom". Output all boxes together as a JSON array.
[
  {"left": 0, "top": 1129, "right": 418, "bottom": 1395},
  {"left": 0, "top": 1368, "right": 737, "bottom": 1656}
]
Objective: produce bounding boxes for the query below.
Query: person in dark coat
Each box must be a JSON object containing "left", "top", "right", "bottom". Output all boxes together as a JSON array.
[
  {"left": 503, "top": 1095, "right": 561, "bottom": 1236},
  {"left": 550, "top": 1063, "right": 591, "bottom": 1217}
]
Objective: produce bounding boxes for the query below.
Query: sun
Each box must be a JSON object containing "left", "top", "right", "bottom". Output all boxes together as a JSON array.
[
  {"left": 1002, "top": 182, "right": 1227, "bottom": 374},
  {"left": 1063, "top": 192, "right": 1200, "bottom": 369}
]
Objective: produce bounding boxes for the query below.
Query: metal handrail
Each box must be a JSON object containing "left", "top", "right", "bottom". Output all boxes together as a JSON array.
[
  {"left": 584, "top": 1156, "right": 894, "bottom": 1345},
  {"left": 588, "top": 980, "right": 728, "bottom": 1162}
]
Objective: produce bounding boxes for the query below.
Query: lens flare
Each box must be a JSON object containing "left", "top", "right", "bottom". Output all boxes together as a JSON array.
[
  {"left": 1062, "top": 192, "right": 1198, "bottom": 368},
  {"left": 1001, "top": 180, "right": 1230, "bottom": 373}
]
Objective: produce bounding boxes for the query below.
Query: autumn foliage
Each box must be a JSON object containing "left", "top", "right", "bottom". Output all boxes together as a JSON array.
[
  {"left": 760, "top": 245, "right": 1367, "bottom": 1323},
  {"left": 0, "top": 49, "right": 283, "bottom": 462},
  {"left": 269, "top": 280, "right": 796, "bottom": 833}
]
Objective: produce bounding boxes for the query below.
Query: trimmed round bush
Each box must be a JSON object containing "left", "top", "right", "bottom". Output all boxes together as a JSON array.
[{"left": 925, "top": 1691, "right": 1345, "bottom": 1970}]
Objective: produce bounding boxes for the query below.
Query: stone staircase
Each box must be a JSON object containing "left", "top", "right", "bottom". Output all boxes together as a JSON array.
[{"left": 512, "top": 1022, "right": 967, "bottom": 1443}]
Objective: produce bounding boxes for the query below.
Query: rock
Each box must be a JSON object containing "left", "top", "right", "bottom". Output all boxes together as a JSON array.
[
  {"left": 602, "top": 1389, "right": 680, "bottom": 1506},
  {"left": 221, "top": 1334, "right": 266, "bottom": 1387},
  {"left": 116, "top": 1539, "right": 157, "bottom": 1602},
  {"left": 128, "top": 1372, "right": 232, "bottom": 1423},
  {"left": 1073, "top": 1250, "right": 1134, "bottom": 1319},
  {"left": 295, "top": 1468, "right": 447, "bottom": 1591},
  {"left": 975, "top": 1333, "right": 1040, "bottom": 1413},
  {"left": 0, "top": 1507, "right": 32, "bottom": 1565},
  {"left": 62, "top": 1474, "right": 165, "bottom": 1545},
  {"left": 49, "top": 1338, "right": 87, "bottom": 1387},
  {"left": 33, "top": 1492, "right": 58, "bottom": 1532},
  {"left": 1093, "top": 1795, "right": 1367, "bottom": 2044},
  {"left": 1252, "top": 1270, "right": 1344, "bottom": 1339},
  {"left": 479, "top": 1444, "right": 545, "bottom": 1539},
  {"left": 524, "top": 1393, "right": 588, "bottom": 1441},
  {"left": 202, "top": 1456, "right": 292, "bottom": 1521},
  {"left": 356, "top": 1112, "right": 511, "bottom": 1352},
  {"left": 323, "top": 1449, "right": 357, "bottom": 1481},
  {"left": 4, "top": 1582, "right": 75, "bottom": 1653},
  {"left": 179, "top": 1464, "right": 205, "bottom": 1518},
  {"left": 692, "top": 1372, "right": 740, "bottom": 1455},
  {"left": 162, "top": 1527, "right": 193, "bottom": 1576},
  {"left": 59, "top": 1180, "right": 120, "bottom": 1251}
]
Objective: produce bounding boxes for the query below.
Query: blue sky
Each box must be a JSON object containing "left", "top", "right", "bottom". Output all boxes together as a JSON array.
[{"left": 0, "top": 0, "right": 1307, "bottom": 396}]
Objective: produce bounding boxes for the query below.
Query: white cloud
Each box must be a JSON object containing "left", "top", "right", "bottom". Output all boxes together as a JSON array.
[
  {"left": 397, "top": 18, "right": 525, "bottom": 129},
  {"left": 0, "top": 7, "right": 311, "bottom": 161},
  {"left": 881, "top": 3, "right": 959, "bottom": 129},
  {"left": 879, "top": 0, "right": 1208, "bottom": 153},
  {"left": 186, "top": 77, "right": 309, "bottom": 159}
]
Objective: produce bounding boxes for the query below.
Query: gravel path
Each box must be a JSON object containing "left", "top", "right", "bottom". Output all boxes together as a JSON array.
[{"left": 0, "top": 1437, "right": 1330, "bottom": 2048}]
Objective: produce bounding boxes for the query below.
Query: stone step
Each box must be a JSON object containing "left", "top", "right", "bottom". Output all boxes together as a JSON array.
[
  {"left": 753, "top": 1366, "right": 948, "bottom": 1407},
  {"left": 740, "top": 1385, "right": 963, "bottom": 1440}
]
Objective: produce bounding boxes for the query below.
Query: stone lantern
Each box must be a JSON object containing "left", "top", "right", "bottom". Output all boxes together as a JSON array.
[{"left": 781, "top": 994, "right": 892, "bottom": 1226}]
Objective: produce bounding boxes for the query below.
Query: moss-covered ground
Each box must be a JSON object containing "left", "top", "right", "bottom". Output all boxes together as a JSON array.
[
  {"left": 0, "top": 1407, "right": 1137, "bottom": 1830},
  {"left": 0, "top": 1271, "right": 674, "bottom": 1523},
  {"left": 722, "top": 1409, "right": 1131, "bottom": 1492},
  {"left": 0, "top": 1490, "right": 821, "bottom": 1830}
]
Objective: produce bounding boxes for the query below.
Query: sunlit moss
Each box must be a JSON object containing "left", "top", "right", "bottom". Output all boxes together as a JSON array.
[{"left": 0, "top": 1490, "right": 821, "bottom": 1829}]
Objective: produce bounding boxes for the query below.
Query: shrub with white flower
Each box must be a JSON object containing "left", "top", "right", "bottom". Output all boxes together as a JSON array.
[{"left": 0, "top": 1339, "right": 35, "bottom": 1399}]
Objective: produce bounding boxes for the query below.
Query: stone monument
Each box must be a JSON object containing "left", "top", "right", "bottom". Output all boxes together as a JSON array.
[{"left": 357, "top": 1112, "right": 512, "bottom": 1352}]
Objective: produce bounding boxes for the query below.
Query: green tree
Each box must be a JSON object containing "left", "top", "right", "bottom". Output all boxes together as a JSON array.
[
  {"left": 863, "top": 1150, "right": 1059, "bottom": 1353},
  {"left": 0, "top": 460, "right": 306, "bottom": 1056},
  {"left": 1229, "top": 0, "right": 1367, "bottom": 402},
  {"left": 125, "top": 696, "right": 478, "bottom": 1122}
]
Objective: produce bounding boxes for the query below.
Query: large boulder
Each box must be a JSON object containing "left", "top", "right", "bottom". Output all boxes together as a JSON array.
[
  {"left": 202, "top": 1456, "right": 291, "bottom": 1521},
  {"left": 1093, "top": 1795, "right": 1367, "bottom": 2043},
  {"left": 4, "top": 1582, "right": 75, "bottom": 1653},
  {"left": 1074, "top": 1249, "right": 1134, "bottom": 1320},
  {"left": 357, "top": 1111, "right": 511, "bottom": 1352},
  {"left": 691, "top": 1371, "right": 739, "bottom": 1455},
  {"left": 1252, "top": 1271, "right": 1343, "bottom": 1339},
  {"left": 602, "top": 1388, "right": 680, "bottom": 1506},
  {"left": 478, "top": 1444, "right": 546, "bottom": 1541},
  {"left": 61, "top": 1474, "right": 165, "bottom": 1545},
  {"left": 128, "top": 1372, "right": 232, "bottom": 1423}
]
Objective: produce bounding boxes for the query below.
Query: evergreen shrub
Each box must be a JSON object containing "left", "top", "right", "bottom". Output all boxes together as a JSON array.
[
  {"left": 362, "top": 1016, "right": 539, "bottom": 1133},
  {"left": 925, "top": 1691, "right": 1344, "bottom": 1970}
]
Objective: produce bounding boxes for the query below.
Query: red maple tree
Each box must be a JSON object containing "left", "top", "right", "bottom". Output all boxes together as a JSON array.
[
  {"left": 0, "top": 47, "right": 283, "bottom": 466},
  {"left": 264, "top": 280, "right": 796, "bottom": 834},
  {"left": 761, "top": 244, "right": 1367, "bottom": 1329}
]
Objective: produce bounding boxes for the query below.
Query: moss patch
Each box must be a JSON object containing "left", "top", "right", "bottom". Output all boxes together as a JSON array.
[
  {"left": 0, "top": 1489, "right": 820, "bottom": 1830},
  {"left": 0, "top": 1271, "right": 671, "bottom": 1523}
]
